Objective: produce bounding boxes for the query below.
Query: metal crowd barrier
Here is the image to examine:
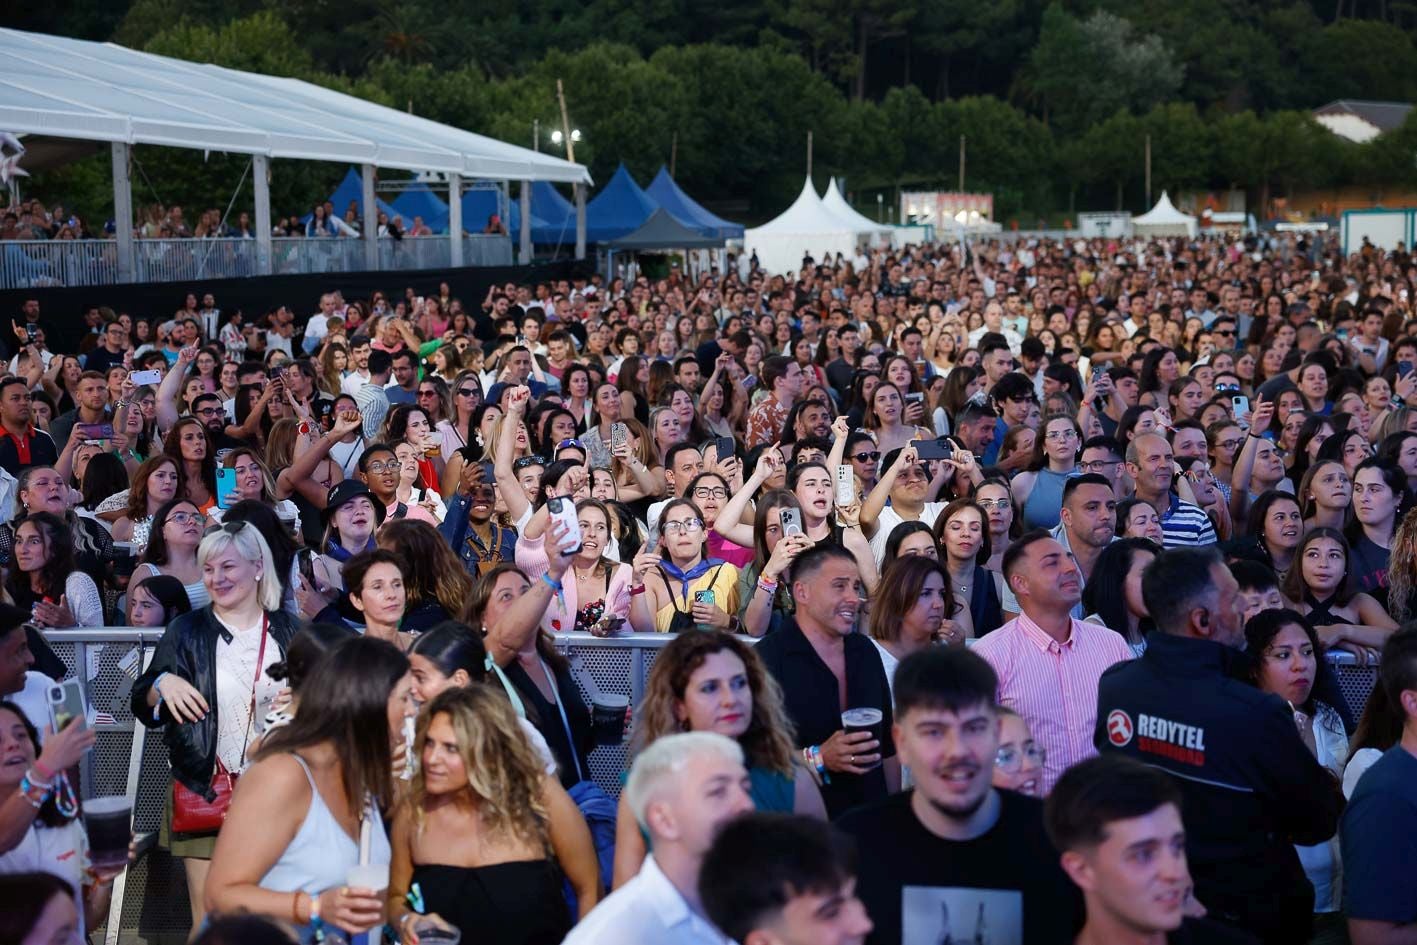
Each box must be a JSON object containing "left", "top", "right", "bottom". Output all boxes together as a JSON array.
[{"left": 34, "top": 629, "right": 1377, "bottom": 944}]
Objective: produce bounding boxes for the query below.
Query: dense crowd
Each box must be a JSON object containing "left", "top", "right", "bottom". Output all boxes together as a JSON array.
[
  {"left": 4, "top": 230, "right": 1417, "bottom": 945},
  {"left": 0, "top": 197, "right": 504, "bottom": 242}
]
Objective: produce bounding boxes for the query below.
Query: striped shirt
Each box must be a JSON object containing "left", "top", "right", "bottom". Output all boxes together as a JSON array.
[
  {"left": 1160, "top": 494, "right": 1218, "bottom": 547},
  {"left": 973, "top": 611, "right": 1134, "bottom": 794}
]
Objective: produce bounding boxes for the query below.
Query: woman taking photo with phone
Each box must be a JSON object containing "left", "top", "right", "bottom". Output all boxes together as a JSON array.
[
  {"left": 131, "top": 523, "right": 299, "bottom": 930},
  {"left": 514, "top": 498, "right": 633, "bottom": 635}
]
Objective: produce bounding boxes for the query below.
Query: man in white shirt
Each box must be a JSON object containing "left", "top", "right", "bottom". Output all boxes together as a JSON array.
[
  {"left": 341, "top": 336, "right": 373, "bottom": 396},
  {"left": 301, "top": 293, "right": 337, "bottom": 354},
  {"left": 966, "top": 301, "right": 1024, "bottom": 355},
  {"left": 562, "top": 732, "right": 754, "bottom": 945}
]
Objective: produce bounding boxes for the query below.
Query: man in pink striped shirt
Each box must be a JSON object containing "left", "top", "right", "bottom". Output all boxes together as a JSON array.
[{"left": 974, "top": 531, "right": 1133, "bottom": 794}]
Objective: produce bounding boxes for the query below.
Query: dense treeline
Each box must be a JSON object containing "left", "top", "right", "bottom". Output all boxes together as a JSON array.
[{"left": 15, "top": 0, "right": 1417, "bottom": 222}]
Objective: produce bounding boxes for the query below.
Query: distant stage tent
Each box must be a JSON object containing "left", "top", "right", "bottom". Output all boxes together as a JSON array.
[
  {"left": 1132, "top": 191, "right": 1198, "bottom": 238},
  {"left": 645, "top": 166, "right": 743, "bottom": 240},
  {"left": 585, "top": 165, "right": 659, "bottom": 242},
  {"left": 463, "top": 180, "right": 578, "bottom": 244},
  {"left": 822, "top": 178, "right": 891, "bottom": 243},
  {"left": 391, "top": 181, "right": 450, "bottom": 233},
  {"left": 744, "top": 177, "right": 861, "bottom": 275},
  {"left": 609, "top": 208, "right": 726, "bottom": 251},
  {"left": 321, "top": 167, "right": 398, "bottom": 222}
]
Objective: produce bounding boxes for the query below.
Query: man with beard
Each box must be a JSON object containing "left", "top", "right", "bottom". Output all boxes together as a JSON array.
[
  {"left": 837, "top": 647, "right": 1079, "bottom": 945},
  {"left": 756, "top": 545, "right": 898, "bottom": 818},
  {"left": 1001, "top": 475, "right": 1117, "bottom": 620},
  {"left": 0, "top": 377, "right": 56, "bottom": 476},
  {"left": 189, "top": 393, "right": 243, "bottom": 453}
]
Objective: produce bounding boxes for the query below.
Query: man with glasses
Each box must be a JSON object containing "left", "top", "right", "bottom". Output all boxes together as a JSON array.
[
  {"left": 358, "top": 442, "right": 437, "bottom": 525},
  {"left": 189, "top": 393, "right": 243, "bottom": 452},
  {"left": 1209, "top": 315, "right": 1239, "bottom": 354},
  {"left": 1078, "top": 436, "right": 1127, "bottom": 501},
  {"left": 84, "top": 319, "right": 130, "bottom": 373}
]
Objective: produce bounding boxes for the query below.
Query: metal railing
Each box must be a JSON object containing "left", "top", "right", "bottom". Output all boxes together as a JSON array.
[
  {"left": 33, "top": 628, "right": 1378, "bottom": 944},
  {"left": 0, "top": 234, "right": 516, "bottom": 289}
]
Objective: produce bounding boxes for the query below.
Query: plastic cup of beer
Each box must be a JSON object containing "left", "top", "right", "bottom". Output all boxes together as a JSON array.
[
  {"left": 345, "top": 862, "right": 390, "bottom": 894},
  {"left": 841, "top": 707, "right": 884, "bottom": 770},
  {"left": 82, "top": 796, "right": 132, "bottom": 872}
]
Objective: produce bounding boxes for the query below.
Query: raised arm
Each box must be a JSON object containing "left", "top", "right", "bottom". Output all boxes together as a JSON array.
[
  {"left": 276, "top": 409, "right": 360, "bottom": 499},
  {"left": 155, "top": 345, "right": 197, "bottom": 434},
  {"left": 493, "top": 385, "right": 533, "bottom": 524},
  {"left": 861, "top": 445, "right": 913, "bottom": 538},
  {"left": 1228, "top": 397, "right": 1273, "bottom": 525},
  {"left": 715, "top": 446, "right": 781, "bottom": 548},
  {"left": 484, "top": 521, "right": 575, "bottom": 667}
]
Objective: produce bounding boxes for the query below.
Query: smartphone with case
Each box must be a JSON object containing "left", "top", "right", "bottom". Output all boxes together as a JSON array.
[
  {"left": 1231, "top": 394, "right": 1250, "bottom": 417},
  {"left": 835, "top": 465, "right": 856, "bottom": 505},
  {"left": 129, "top": 369, "right": 163, "bottom": 387},
  {"left": 547, "top": 496, "right": 582, "bottom": 554},
  {"left": 610, "top": 422, "right": 629, "bottom": 450},
  {"left": 911, "top": 438, "right": 954, "bottom": 462},
  {"left": 47, "top": 678, "right": 88, "bottom": 736},
  {"left": 715, "top": 436, "right": 736, "bottom": 463},
  {"left": 779, "top": 507, "right": 803, "bottom": 537},
  {"left": 693, "top": 590, "right": 716, "bottom": 606},
  {"left": 216, "top": 467, "right": 239, "bottom": 510},
  {"left": 76, "top": 423, "right": 114, "bottom": 438}
]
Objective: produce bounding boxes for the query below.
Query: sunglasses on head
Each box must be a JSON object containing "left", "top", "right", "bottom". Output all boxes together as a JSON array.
[{"left": 514, "top": 455, "right": 548, "bottom": 471}]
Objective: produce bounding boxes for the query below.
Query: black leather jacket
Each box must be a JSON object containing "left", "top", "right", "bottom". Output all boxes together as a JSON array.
[{"left": 132, "top": 606, "right": 300, "bottom": 799}]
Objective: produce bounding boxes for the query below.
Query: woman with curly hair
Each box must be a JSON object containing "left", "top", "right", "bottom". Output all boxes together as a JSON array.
[
  {"left": 610, "top": 630, "right": 825, "bottom": 887},
  {"left": 387, "top": 686, "right": 601, "bottom": 941}
]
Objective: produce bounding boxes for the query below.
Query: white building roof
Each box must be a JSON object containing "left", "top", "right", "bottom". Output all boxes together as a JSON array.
[{"left": 0, "top": 27, "right": 591, "bottom": 184}]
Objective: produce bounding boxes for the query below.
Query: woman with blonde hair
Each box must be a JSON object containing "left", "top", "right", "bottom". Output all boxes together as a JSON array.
[
  {"left": 610, "top": 630, "right": 825, "bottom": 887},
  {"left": 387, "top": 686, "right": 600, "bottom": 943}
]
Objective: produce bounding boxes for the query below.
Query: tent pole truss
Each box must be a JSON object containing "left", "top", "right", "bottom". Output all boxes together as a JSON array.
[
  {"left": 574, "top": 183, "right": 586, "bottom": 261},
  {"left": 110, "top": 142, "right": 134, "bottom": 283},
  {"left": 520, "top": 181, "right": 532, "bottom": 264},
  {"left": 253, "top": 153, "right": 272, "bottom": 276},
  {"left": 361, "top": 164, "right": 378, "bottom": 271},
  {"left": 448, "top": 172, "right": 463, "bottom": 266}
]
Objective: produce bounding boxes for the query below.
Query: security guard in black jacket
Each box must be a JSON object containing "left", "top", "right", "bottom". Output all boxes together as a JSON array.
[{"left": 1094, "top": 547, "right": 1343, "bottom": 945}]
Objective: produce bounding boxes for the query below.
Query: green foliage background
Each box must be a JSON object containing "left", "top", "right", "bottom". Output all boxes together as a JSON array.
[{"left": 13, "top": 0, "right": 1417, "bottom": 225}]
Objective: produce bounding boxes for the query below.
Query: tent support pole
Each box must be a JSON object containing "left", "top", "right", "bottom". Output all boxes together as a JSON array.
[
  {"left": 253, "top": 154, "right": 272, "bottom": 276},
  {"left": 520, "top": 181, "right": 532, "bottom": 264},
  {"left": 449, "top": 172, "right": 463, "bottom": 267},
  {"left": 574, "top": 183, "right": 586, "bottom": 261},
  {"left": 361, "top": 164, "right": 378, "bottom": 271},
  {"left": 111, "top": 142, "right": 134, "bottom": 283}
]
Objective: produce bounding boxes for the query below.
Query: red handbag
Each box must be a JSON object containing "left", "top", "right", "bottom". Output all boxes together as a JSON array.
[{"left": 170, "top": 618, "right": 267, "bottom": 835}]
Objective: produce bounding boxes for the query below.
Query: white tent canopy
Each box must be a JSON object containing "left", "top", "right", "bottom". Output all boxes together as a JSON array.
[
  {"left": 822, "top": 177, "right": 891, "bottom": 244},
  {"left": 1132, "top": 191, "right": 1198, "bottom": 238},
  {"left": 744, "top": 177, "right": 861, "bottom": 275},
  {"left": 0, "top": 27, "right": 589, "bottom": 184}
]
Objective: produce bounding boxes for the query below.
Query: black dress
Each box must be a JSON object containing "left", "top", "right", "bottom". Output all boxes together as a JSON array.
[
  {"left": 410, "top": 860, "right": 570, "bottom": 945},
  {"left": 502, "top": 656, "right": 594, "bottom": 790}
]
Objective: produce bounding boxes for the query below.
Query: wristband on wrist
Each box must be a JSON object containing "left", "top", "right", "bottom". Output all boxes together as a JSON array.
[
  {"left": 31, "top": 759, "right": 55, "bottom": 780},
  {"left": 629, "top": 584, "right": 646, "bottom": 596},
  {"left": 757, "top": 576, "right": 778, "bottom": 595},
  {"left": 152, "top": 672, "right": 169, "bottom": 720}
]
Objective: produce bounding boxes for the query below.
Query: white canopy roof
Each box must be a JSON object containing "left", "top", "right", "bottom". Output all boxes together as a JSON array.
[
  {"left": 1132, "top": 191, "right": 1197, "bottom": 237},
  {"left": 822, "top": 177, "right": 891, "bottom": 241},
  {"left": 0, "top": 27, "right": 591, "bottom": 184},
  {"left": 744, "top": 177, "right": 861, "bottom": 275}
]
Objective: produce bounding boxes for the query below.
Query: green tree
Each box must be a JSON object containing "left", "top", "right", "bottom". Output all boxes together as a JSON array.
[
  {"left": 913, "top": 0, "right": 1018, "bottom": 100},
  {"left": 1138, "top": 103, "right": 1213, "bottom": 197}
]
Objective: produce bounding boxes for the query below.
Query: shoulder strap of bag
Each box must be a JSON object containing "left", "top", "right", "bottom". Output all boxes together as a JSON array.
[
  {"left": 538, "top": 655, "right": 588, "bottom": 783},
  {"left": 237, "top": 614, "right": 269, "bottom": 771}
]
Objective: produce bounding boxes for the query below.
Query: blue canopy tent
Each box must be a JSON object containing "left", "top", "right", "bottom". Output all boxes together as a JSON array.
[
  {"left": 391, "top": 181, "right": 450, "bottom": 233},
  {"left": 322, "top": 167, "right": 399, "bottom": 222},
  {"left": 464, "top": 180, "right": 579, "bottom": 244},
  {"left": 645, "top": 166, "right": 743, "bottom": 240},
  {"left": 584, "top": 164, "right": 658, "bottom": 242}
]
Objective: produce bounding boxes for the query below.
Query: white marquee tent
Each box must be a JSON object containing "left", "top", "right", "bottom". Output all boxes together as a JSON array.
[
  {"left": 0, "top": 27, "right": 592, "bottom": 273},
  {"left": 1132, "top": 191, "right": 1198, "bottom": 238},
  {"left": 821, "top": 177, "right": 891, "bottom": 244},
  {"left": 744, "top": 177, "right": 861, "bottom": 275}
]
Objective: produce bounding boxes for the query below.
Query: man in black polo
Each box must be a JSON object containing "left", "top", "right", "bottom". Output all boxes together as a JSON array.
[{"left": 754, "top": 545, "right": 897, "bottom": 818}]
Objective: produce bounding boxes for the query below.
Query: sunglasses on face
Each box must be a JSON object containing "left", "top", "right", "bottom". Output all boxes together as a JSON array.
[{"left": 851, "top": 451, "right": 881, "bottom": 463}]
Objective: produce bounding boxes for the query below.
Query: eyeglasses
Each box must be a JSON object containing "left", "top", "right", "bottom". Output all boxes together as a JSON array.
[
  {"left": 1213, "top": 329, "right": 1236, "bottom": 337},
  {"left": 851, "top": 451, "right": 881, "bottom": 463},
  {"left": 1216, "top": 438, "right": 1242, "bottom": 452},
  {"left": 194, "top": 407, "right": 223, "bottom": 417},
  {"left": 995, "top": 743, "right": 1046, "bottom": 772},
  {"left": 167, "top": 511, "right": 204, "bottom": 525},
  {"left": 1044, "top": 429, "right": 1077, "bottom": 442},
  {"left": 693, "top": 487, "right": 729, "bottom": 501},
  {"left": 1078, "top": 459, "right": 1120, "bottom": 472},
  {"left": 365, "top": 460, "right": 400, "bottom": 473},
  {"left": 661, "top": 518, "right": 704, "bottom": 535},
  {"left": 514, "top": 455, "right": 548, "bottom": 471},
  {"left": 976, "top": 498, "right": 1012, "bottom": 510}
]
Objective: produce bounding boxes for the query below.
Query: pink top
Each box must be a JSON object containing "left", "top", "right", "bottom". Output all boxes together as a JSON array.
[
  {"left": 972, "top": 611, "right": 1133, "bottom": 794},
  {"left": 515, "top": 532, "right": 633, "bottom": 634},
  {"left": 384, "top": 498, "right": 438, "bottom": 526},
  {"left": 707, "top": 532, "right": 753, "bottom": 569}
]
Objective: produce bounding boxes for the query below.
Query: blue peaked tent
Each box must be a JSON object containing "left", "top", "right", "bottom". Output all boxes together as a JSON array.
[
  {"left": 391, "top": 181, "right": 450, "bottom": 233},
  {"left": 645, "top": 166, "right": 743, "bottom": 240},
  {"left": 323, "top": 167, "right": 399, "bottom": 223},
  {"left": 584, "top": 164, "right": 657, "bottom": 242},
  {"left": 465, "top": 181, "right": 579, "bottom": 244}
]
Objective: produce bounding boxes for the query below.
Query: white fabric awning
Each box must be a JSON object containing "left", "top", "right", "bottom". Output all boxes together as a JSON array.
[{"left": 0, "top": 27, "right": 591, "bottom": 185}]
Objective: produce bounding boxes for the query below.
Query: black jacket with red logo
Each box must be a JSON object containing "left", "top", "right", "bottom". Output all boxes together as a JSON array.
[{"left": 1094, "top": 632, "right": 1343, "bottom": 945}]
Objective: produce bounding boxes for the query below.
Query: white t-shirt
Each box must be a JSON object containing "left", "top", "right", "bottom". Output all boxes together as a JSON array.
[
  {"left": 11, "top": 671, "right": 56, "bottom": 739},
  {"left": 868, "top": 501, "right": 945, "bottom": 567},
  {"left": 0, "top": 820, "right": 90, "bottom": 935}
]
